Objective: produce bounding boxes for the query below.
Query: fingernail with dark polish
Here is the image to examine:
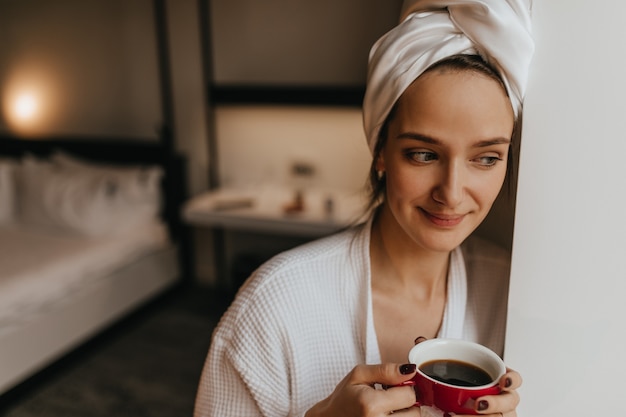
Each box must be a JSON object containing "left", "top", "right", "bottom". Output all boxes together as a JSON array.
[
  {"left": 400, "top": 363, "right": 416, "bottom": 374},
  {"left": 477, "top": 400, "right": 489, "bottom": 411},
  {"left": 414, "top": 336, "right": 427, "bottom": 345},
  {"left": 504, "top": 377, "right": 512, "bottom": 388}
]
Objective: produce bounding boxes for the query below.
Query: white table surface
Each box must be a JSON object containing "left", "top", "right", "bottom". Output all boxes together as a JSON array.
[{"left": 182, "top": 185, "right": 369, "bottom": 237}]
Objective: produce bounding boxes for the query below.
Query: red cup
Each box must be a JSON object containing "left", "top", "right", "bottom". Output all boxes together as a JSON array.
[{"left": 400, "top": 338, "right": 506, "bottom": 415}]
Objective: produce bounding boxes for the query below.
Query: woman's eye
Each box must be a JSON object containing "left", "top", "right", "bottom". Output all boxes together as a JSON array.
[
  {"left": 406, "top": 151, "right": 438, "bottom": 163},
  {"left": 475, "top": 156, "right": 503, "bottom": 167}
]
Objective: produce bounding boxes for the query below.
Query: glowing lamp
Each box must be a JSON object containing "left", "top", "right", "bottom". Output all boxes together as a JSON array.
[
  {"left": 3, "top": 83, "right": 49, "bottom": 135},
  {"left": 13, "top": 92, "right": 39, "bottom": 122}
]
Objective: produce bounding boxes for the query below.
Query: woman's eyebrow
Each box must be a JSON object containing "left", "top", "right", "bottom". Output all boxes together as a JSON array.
[
  {"left": 474, "top": 138, "right": 512, "bottom": 147},
  {"left": 396, "top": 132, "right": 511, "bottom": 147},
  {"left": 396, "top": 132, "right": 441, "bottom": 144}
]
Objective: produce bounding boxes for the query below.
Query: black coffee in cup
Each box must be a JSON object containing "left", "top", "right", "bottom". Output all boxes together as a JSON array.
[{"left": 419, "top": 359, "right": 493, "bottom": 387}]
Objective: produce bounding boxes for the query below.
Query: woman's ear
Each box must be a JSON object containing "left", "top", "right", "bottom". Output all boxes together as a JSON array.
[{"left": 375, "top": 152, "right": 385, "bottom": 173}]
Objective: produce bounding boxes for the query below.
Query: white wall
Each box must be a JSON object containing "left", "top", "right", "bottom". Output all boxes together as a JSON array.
[
  {"left": 215, "top": 106, "right": 371, "bottom": 191},
  {"left": 505, "top": 1, "right": 626, "bottom": 415}
]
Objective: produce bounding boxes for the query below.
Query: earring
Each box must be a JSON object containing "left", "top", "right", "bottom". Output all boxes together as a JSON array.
[{"left": 377, "top": 170, "right": 385, "bottom": 180}]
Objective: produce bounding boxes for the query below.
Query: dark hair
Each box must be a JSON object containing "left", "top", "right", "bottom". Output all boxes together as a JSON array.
[{"left": 365, "top": 54, "right": 519, "bottom": 213}]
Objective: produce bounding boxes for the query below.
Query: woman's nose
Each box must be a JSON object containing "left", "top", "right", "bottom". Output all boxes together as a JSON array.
[{"left": 432, "top": 161, "right": 464, "bottom": 208}]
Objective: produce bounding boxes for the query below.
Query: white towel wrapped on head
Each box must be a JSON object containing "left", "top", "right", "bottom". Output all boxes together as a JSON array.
[{"left": 363, "top": 0, "right": 535, "bottom": 153}]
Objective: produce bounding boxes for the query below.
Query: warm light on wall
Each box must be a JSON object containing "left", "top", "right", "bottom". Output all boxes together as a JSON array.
[
  {"left": 4, "top": 87, "right": 46, "bottom": 135},
  {"left": 13, "top": 92, "right": 40, "bottom": 122},
  {"left": 2, "top": 73, "right": 53, "bottom": 136}
]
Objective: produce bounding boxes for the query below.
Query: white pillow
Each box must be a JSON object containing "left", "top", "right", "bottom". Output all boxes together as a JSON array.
[
  {"left": 0, "top": 159, "right": 17, "bottom": 225},
  {"left": 18, "top": 155, "right": 163, "bottom": 237},
  {"left": 50, "top": 151, "right": 163, "bottom": 206}
]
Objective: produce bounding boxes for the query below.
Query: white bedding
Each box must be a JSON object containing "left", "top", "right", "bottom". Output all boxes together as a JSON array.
[{"left": 0, "top": 222, "right": 169, "bottom": 332}]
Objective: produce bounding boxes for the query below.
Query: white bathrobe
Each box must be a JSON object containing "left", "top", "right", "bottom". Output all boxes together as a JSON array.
[{"left": 194, "top": 219, "right": 511, "bottom": 417}]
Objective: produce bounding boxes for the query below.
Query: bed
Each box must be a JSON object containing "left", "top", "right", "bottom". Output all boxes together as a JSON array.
[{"left": 0, "top": 134, "right": 188, "bottom": 395}]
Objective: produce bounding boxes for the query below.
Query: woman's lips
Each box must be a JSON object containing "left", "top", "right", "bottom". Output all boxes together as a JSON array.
[{"left": 420, "top": 208, "right": 465, "bottom": 227}]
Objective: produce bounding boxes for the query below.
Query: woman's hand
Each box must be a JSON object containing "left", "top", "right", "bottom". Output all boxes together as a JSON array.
[
  {"left": 448, "top": 368, "right": 522, "bottom": 417},
  {"left": 305, "top": 363, "right": 421, "bottom": 417}
]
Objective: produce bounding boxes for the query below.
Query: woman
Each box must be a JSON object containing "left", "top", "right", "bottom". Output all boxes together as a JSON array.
[{"left": 194, "top": 1, "right": 534, "bottom": 416}]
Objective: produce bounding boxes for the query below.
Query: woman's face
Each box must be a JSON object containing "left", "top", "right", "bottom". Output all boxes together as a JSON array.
[{"left": 377, "top": 69, "right": 515, "bottom": 253}]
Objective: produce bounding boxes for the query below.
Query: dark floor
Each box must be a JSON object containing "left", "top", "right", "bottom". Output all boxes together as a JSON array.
[{"left": 0, "top": 285, "right": 234, "bottom": 417}]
